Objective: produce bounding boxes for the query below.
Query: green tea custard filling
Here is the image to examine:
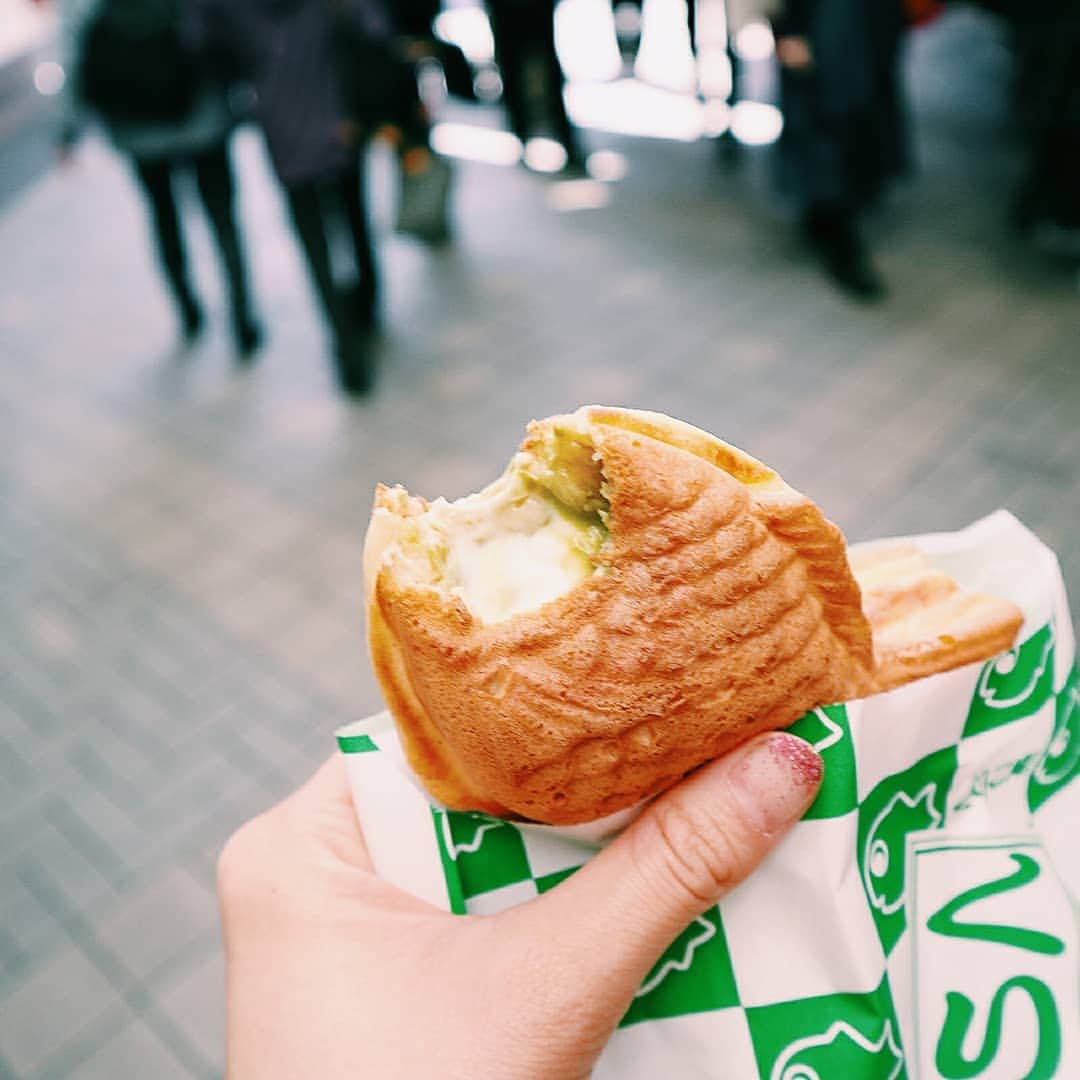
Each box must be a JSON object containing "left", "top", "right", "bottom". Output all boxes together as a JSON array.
[{"left": 364, "top": 418, "right": 610, "bottom": 625}]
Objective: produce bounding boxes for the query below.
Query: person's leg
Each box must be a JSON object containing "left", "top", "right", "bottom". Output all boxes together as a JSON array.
[
  {"left": 776, "top": 63, "right": 883, "bottom": 302},
  {"left": 532, "top": 3, "right": 584, "bottom": 166},
  {"left": 488, "top": 3, "right": 532, "bottom": 144},
  {"left": 801, "top": 196, "right": 884, "bottom": 301},
  {"left": 716, "top": 11, "right": 742, "bottom": 164},
  {"left": 284, "top": 179, "right": 371, "bottom": 396},
  {"left": 284, "top": 180, "right": 344, "bottom": 336},
  {"left": 611, "top": 0, "right": 643, "bottom": 61},
  {"left": 191, "top": 140, "right": 262, "bottom": 357},
  {"left": 131, "top": 156, "right": 203, "bottom": 338},
  {"left": 337, "top": 158, "right": 379, "bottom": 327}
]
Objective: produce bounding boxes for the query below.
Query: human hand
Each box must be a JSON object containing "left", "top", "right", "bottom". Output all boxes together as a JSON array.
[
  {"left": 397, "top": 36, "right": 436, "bottom": 62},
  {"left": 776, "top": 35, "right": 814, "bottom": 71},
  {"left": 219, "top": 731, "right": 823, "bottom": 1079},
  {"left": 335, "top": 118, "right": 364, "bottom": 150}
]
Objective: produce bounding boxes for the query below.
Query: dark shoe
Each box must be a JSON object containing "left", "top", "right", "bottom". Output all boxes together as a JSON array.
[
  {"left": 714, "top": 128, "right": 741, "bottom": 168},
  {"left": 233, "top": 318, "right": 264, "bottom": 362},
  {"left": 825, "top": 249, "right": 887, "bottom": 301},
  {"left": 560, "top": 151, "right": 589, "bottom": 179},
  {"left": 179, "top": 294, "right": 205, "bottom": 342},
  {"left": 348, "top": 282, "right": 378, "bottom": 333},
  {"left": 802, "top": 208, "right": 887, "bottom": 302},
  {"left": 334, "top": 336, "right": 374, "bottom": 398}
]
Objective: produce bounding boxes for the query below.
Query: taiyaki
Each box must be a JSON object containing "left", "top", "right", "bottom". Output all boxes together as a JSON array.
[{"left": 364, "top": 406, "right": 891, "bottom": 824}]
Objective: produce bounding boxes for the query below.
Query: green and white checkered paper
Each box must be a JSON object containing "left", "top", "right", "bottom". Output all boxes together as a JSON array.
[{"left": 340, "top": 511, "right": 1079, "bottom": 1079}]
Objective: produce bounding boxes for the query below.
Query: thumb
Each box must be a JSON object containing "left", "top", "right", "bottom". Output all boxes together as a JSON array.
[{"left": 523, "top": 732, "right": 822, "bottom": 1011}]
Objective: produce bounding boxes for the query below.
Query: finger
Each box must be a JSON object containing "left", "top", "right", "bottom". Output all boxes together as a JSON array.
[
  {"left": 523, "top": 732, "right": 822, "bottom": 1003},
  {"left": 288, "top": 754, "right": 356, "bottom": 811},
  {"left": 281, "top": 755, "right": 374, "bottom": 872}
]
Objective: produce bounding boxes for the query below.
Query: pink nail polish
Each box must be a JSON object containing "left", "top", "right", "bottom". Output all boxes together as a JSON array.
[{"left": 730, "top": 732, "right": 823, "bottom": 833}]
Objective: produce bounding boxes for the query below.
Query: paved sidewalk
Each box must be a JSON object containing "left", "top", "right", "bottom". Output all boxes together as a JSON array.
[{"left": 1, "top": 7, "right": 1077, "bottom": 1077}]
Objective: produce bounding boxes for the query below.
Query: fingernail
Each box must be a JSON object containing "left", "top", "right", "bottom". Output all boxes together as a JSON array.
[{"left": 729, "top": 732, "right": 823, "bottom": 834}]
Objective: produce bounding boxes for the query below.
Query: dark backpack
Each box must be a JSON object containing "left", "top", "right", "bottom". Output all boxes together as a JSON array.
[{"left": 76, "top": 0, "right": 200, "bottom": 124}]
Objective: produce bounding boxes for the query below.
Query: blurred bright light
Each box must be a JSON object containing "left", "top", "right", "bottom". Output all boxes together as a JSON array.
[
  {"left": 417, "top": 57, "right": 447, "bottom": 106},
  {"left": 634, "top": 0, "right": 696, "bottom": 93},
  {"left": 473, "top": 67, "right": 503, "bottom": 103},
  {"left": 556, "top": 0, "right": 622, "bottom": 83},
  {"left": 434, "top": 8, "right": 495, "bottom": 64},
  {"left": 702, "top": 100, "right": 731, "bottom": 137},
  {"left": 697, "top": 52, "right": 731, "bottom": 100},
  {"left": 734, "top": 21, "right": 775, "bottom": 62},
  {"left": 586, "top": 149, "right": 628, "bottom": 182},
  {"left": 431, "top": 122, "right": 522, "bottom": 166},
  {"left": 0, "top": 1, "right": 55, "bottom": 67},
  {"left": 33, "top": 60, "right": 65, "bottom": 96},
  {"left": 566, "top": 80, "right": 704, "bottom": 141},
  {"left": 523, "top": 137, "right": 568, "bottom": 173},
  {"left": 730, "top": 101, "right": 783, "bottom": 146},
  {"left": 547, "top": 179, "right": 611, "bottom": 212}
]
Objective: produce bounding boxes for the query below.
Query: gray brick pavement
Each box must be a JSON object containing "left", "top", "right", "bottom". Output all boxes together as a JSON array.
[{"left": 1, "top": 5, "right": 1078, "bottom": 1076}]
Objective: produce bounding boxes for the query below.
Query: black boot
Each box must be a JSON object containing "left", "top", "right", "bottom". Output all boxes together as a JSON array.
[
  {"left": 178, "top": 289, "right": 205, "bottom": 342},
  {"left": 802, "top": 205, "right": 886, "bottom": 302},
  {"left": 231, "top": 311, "right": 265, "bottom": 362},
  {"left": 348, "top": 279, "right": 378, "bottom": 333},
  {"left": 333, "top": 333, "right": 374, "bottom": 398}
]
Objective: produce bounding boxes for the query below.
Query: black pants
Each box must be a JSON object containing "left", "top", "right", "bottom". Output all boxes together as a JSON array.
[
  {"left": 486, "top": 0, "right": 580, "bottom": 158},
  {"left": 283, "top": 162, "right": 377, "bottom": 345},
  {"left": 132, "top": 141, "right": 254, "bottom": 331}
]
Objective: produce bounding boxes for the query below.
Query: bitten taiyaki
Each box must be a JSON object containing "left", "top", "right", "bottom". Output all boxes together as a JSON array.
[
  {"left": 364, "top": 407, "right": 1022, "bottom": 824},
  {"left": 363, "top": 406, "right": 894, "bottom": 824}
]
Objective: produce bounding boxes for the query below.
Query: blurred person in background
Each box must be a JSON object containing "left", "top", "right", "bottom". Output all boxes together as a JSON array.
[
  {"left": 199, "top": 0, "right": 398, "bottom": 397},
  {"left": 1007, "top": 0, "right": 1080, "bottom": 239},
  {"left": 484, "top": 0, "right": 586, "bottom": 170},
  {"left": 57, "top": 0, "right": 263, "bottom": 356},
  {"left": 363, "top": 0, "right": 456, "bottom": 245},
  {"left": 771, "top": 0, "right": 909, "bottom": 301},
  {"left": 610, "top": 0, "right": 698, "bottom": 64}
]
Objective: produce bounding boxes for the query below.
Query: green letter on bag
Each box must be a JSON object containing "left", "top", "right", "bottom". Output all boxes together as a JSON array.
[
  {"left": 935, "top": 976, "right": 1060, "bottom": 1080},
  {"left": 926, "top": 853, "right": 1065, "bottom": 956}
]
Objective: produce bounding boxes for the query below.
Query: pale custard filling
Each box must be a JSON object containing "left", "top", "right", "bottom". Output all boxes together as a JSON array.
[
  {"left": 440, "top": 474, "right": 605, "bottom": 622},
  {"left": 366, "top": 427, "right": 609, "bottom": 625}
]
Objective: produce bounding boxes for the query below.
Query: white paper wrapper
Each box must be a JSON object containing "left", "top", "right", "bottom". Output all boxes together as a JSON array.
[{"left": 339, "top": 511, "right": 1080, "bottom": 1078}]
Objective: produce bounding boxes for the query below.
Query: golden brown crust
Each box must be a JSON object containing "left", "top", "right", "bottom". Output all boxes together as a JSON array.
[
  {"left": 368, "top": 408, "right": 878, "bottom": 823},
  {"left": 367, "top": 410, "right": 1023, "bottom": 823},
  {"left": 850, "top": 543, "right": 1024, "bottom": 693}
]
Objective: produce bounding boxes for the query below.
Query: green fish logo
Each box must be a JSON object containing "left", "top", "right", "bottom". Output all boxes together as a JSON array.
[
  {"left": 787, "top": 705, "right": 858, "bottom": 820},
  {"left": 976, "top": 628, "right": 1053, "bottom": 710},
  {"left": 1028, "top": 668, "right": 1080, "bottom": 813},
  {"left": 620, "top": 906, "right": 739, "bottom": 1025},
  {"left": 1033, "top": 680, "right": 1079, "bottom": 788},
  {"left": 440, "top": 814, "right": 501, "bottom": 859},
  {"left": 771, "top": 1019, "right": 903, "bottom": 1080},
  {"left": 801, "top": 706, "right": 845, "bottom": 753},
  {"left": 435, "top": 810, "right": 533, "bottom": 905},
  {"left": 864, "top": 786, "right": 942, "bottom": 915},
  {"left": 965, "top": 623, "right": 1055, "bottom": 737},
  {"left": 634, "top": 915, "right": 715, "bottom": 998}
]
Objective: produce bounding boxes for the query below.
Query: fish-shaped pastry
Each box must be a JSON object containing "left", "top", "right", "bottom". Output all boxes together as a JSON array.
[{"left": 363, "top": 407, "right": 1021, "bottom": 824}]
